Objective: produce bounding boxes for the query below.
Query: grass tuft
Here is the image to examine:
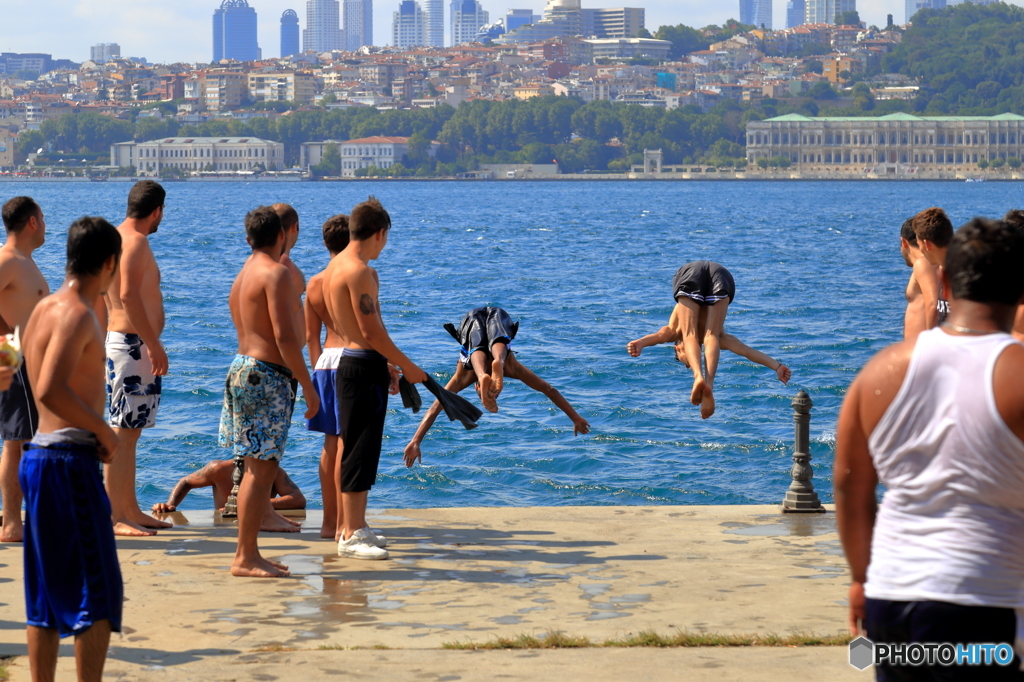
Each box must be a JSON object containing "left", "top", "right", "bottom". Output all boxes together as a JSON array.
[
  {"left": 251, "top": 644, "right": 297, "bottom": 652},
  {"left": 444, "top": 629, "right": 852, "bottom": 650}
]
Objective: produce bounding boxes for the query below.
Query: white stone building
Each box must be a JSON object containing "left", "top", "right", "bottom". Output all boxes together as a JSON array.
[
  {"left": 301, "top": 135, "right": 437, "bottom": 176},
  {"left": 110, "top": 137, "right": 285, "bottom": 174}
]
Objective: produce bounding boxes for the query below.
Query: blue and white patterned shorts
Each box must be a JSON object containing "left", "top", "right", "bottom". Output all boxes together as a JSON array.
[
  {"left": 106, "top": 332, "right": 162, "bottom": 429},
  {"left": 218, "top": 355, "right": 295, "bottom": 461}
]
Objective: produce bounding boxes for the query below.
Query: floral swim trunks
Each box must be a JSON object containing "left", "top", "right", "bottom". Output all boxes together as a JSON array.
[
  {"left": 106, "top": 332, "right": 162, "bottom": 429},
  {"left": 218, "top": 355, "right": 296, "bottom": 461}
]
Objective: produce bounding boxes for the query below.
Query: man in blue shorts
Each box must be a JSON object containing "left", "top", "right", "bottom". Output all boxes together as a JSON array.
[
  {"left": 21, "top": 217, "right": 123, "bottom": 681},
  {"left": 220, "top": 206, "right": 319, "bottom": 578}
]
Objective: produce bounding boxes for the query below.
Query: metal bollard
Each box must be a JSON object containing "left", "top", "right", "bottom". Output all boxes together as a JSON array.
[
  {"left": 220, "top": 455, "right": 245, "bottom": 518},
  {"left": 781, "top": 390, "right": 826, "bottom": 513}
]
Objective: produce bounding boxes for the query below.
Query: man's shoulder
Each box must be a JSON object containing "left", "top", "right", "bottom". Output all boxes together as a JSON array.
[{"left": 855, "top": 339, "right": 915, "bottom": 393}]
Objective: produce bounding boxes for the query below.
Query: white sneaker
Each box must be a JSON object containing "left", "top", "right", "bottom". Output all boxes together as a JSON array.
[
  {"left": 366, "top": 527, "right": 388, "bottom": 548},
  {"left": 338, "top": 528, "right": 389, "bottom": 560}
]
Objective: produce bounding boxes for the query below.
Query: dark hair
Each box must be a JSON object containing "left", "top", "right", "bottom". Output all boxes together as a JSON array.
[
  {"left": 273, "top": 203, "right": 299, "bottom": 229},
  {"left": 945, "top": 218, "right": 1024, "bottom": 306},
  {"left": 126, "top": 180, "right": 166, "bottom": 219},
  {"left": 912, "top": 207, "right": 953, "bottom": 248},
  {"left": 900, "top": 217, "right": 917, "bottom": 246},
  {"left": 322, "top": 214, "right": 349, "bottom": 254},
  {"left": 245, "top": 206, "right": 283, "bottom": 249},
  {"left": 2, "top": 196, "right": 41, "bottom": 234},
  {"left": 1003, "top": 209, "right": 1024, "bottom": 231},
  {"left": 349, "top": 196, "right": 391, "bottom": 242},
  {"left": 66, "top": 217, "right": 122, "bottom": 277}
]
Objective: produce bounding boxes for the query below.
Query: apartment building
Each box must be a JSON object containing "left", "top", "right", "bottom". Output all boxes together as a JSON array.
[{"left": 111, "top": 136, "right": 285, "bottom": 174}]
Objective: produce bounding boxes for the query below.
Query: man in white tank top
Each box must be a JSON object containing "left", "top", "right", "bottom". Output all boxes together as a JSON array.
[{"left": 836, "top": 217, "right": 1024, "bottom": 680}]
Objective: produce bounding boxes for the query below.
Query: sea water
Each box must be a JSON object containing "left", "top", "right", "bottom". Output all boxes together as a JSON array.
[{"left": 7, "top": 180, "right": 1021, "bottom": 510}]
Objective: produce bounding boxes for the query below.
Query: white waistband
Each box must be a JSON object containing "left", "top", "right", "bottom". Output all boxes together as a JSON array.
[{"left": 315, "top": 347, "right": 345, "bottom": 370}]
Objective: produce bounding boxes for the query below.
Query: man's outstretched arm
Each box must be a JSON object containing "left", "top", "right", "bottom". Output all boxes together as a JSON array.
[
  {"left": 627, "top": 326, "right": 678, "bottom": 357},
  {"left": 720, "top": 333, "right": 791, "bottom": 384},
  {"left": 404, "top": 366, "right": 476, "bottom": 467},
  {"left": 152, "top": 463, "right": 220, "bottom": 513},
  {"left": 506, "top": 358, "right": 590, "bottom": 436}
]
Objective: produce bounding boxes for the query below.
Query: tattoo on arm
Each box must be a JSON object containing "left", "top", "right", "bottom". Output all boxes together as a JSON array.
[{"left": 359, "top": 294, "right": 377, "bottom": 316}]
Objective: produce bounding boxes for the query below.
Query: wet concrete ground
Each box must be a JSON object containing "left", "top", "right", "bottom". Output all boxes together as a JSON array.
[{"left": 0, "top": 505, "right": 862, "bottom": 680}]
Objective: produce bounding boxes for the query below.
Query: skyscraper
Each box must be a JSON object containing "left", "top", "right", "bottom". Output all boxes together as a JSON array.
[
  {"left": 392, "top": 0, "right": 427, "bottom": 47},
  {"left": 450, "top": 0, "right": 488, "bottom": 44},
  {"left": 423, "top": 0, "right": 444, "bottom": 46},
  {"left": 905, "top": 0, "right": 945, "bottom": 22},
  {"left": 786, "top": 0, "right": 805, "bottom": 27},
  {"left": 739, "top": 0, "right": 772, "bottom": 29},
  {"left": 505, "top": 8, "right": 540, "bottom": 31},
  {"left": 344, "top": 0, "right": 374, "bottom": 50},
  {"left": 90, "top": 43, "right": 120, "bottom": 63},
  {"left": 804, "top": 0, "right": 856, "bottom": 25},
  {"left": 213, "top": 0, "right": 261, "bottom": 62},
  {"left": 304, "top": 0, "right": 345, "bottom": 54},
  {"left": 281, "top": 9, "right": 300, "bottom": 57}
]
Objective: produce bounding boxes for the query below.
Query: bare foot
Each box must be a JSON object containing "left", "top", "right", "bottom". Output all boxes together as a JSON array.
[
  {"left": 478, "top": 375, "right": 498, "bottom": 413},
  {"left": 626, "top": 340, "right": 643, "bottom": 357},
  {"left": 114, "top": 519, "right": 157, "bottom": 537},
  {"left": 0, "top": 522, "right": 23, "bottom": 543},
  {"left": 134, "top": 512, "right": 173, "bottom": 529},
  {"left": 231, "top": 559, "right": 290, "bottom": 578},
  {"left": 700, "top": 386, "right": 716, "bottom": 420},
  {"left": 261, "top": 513, "right": 300, "bottom": 533},
  {"left": 320, "top": 524, "right": 336, "bottom": 539},
  {"left": 690, "top": 377, "right": 707, "bottom": 406},
  {"left": 266, "top": 558, "right": 290, "bottom": 571},
  {"left": 490, "top": 357, "right": 505, "bottom": 397}
]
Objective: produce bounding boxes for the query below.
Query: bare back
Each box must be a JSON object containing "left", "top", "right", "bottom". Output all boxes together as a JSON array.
[
  {"left": 903, "top": 271, "right": 927, "bottom": 340},
  {"left": 307, "top": 270, "right": 346, "bottom": 348},
  {"left": 106, "top": 226, "right": 164, "bottom": 335},
  {"left": 0, "top": 244, "right": 49, "bottom": 334},
  {"left": 322, "top": 252, "right": 378, "bottom": 350},
  {"left": 229, "top": 252, "right": 297, "bottom": 366},
  {"left": 24, "top": 289, "right": 107, "bottom": 433},
  {"left": 282, "top": 254, "right": 306, "bottom": 348}
]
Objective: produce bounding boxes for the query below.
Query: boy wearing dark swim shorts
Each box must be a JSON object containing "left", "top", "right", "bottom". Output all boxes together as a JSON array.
[{"left": 21, "top": 217, "right": 123, "bottom": 681}]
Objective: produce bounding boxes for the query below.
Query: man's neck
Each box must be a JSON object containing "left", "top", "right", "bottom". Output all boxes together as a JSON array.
[
  {"left": 63, "top": 275, "right": 102, "bottom": 304},
  {"left": 2, "top": 233, "right": 35, "bottom": 257},
  {"left": 346, "top": 240, "right": 376, "bottom": 264},
  {"left": 945, "top": 300, "right": 1016, "bottom": 334},
  {"left": 252, "top": 246, "right": 280, "bottom": 261},
  {"left": 120, "top": 218, "right": 150, "bottom": 237},
  {"left": 925, "top": 247, "right": 946, "bottom": 268}
]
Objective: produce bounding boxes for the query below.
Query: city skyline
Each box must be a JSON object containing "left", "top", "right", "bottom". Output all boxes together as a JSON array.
[{"left": 5, "top": 0, "right": 1020, "bottom": 65}]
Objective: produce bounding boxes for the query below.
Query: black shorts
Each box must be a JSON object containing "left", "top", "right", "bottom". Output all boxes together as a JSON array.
[
  {"left": 457, "top": 307, "right": 517, "bottom": 368},
  {"left": 0, "top": 363, "right": 38, "bottom": 441},
  {"left": 672, "top": 261, "right": 735, "bottom": 306},
  {"left": 865, "top": 598, "right": 1024, "bottom": 681},
  {"left": 336, "top": 351, "right": 390, "bottom": 493}
]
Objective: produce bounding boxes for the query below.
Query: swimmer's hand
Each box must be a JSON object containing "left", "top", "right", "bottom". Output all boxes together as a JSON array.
[
  {"left": 573, "top": 418, "right": 591, "bottom": 436},
  {"left": 97, "top": 426, "right": 119, "bottom": 464},
  {"left": 776, "top": 363, "right": 792, "bottom": 385},
  {"left": 152, "top": 502, "right": 177, "bottom": 514},
  {"left": 0, "top": 366, "right": 13, "bottom": 392},
  {"left": 403, "top": 364, "right": 427, "bottom": 385},
  {"left": 147, "top": 339, "right": 169, "bottom": 377},
  {"left": 626, "top": 340, "right": 642, "bottom": 357},
  {"left": 302, "top": 389, "right": 320, "bottom": 421},
  {"left": 387, "top": 364, "right": 401, "bottom": 395},
  {"left": 403, "top": 441, "right": 422, "bottom": 468}
]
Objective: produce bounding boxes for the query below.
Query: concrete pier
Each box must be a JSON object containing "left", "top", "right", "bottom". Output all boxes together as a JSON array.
[{"left": 0, "top": 505, "right": 863, "bottom": 681}]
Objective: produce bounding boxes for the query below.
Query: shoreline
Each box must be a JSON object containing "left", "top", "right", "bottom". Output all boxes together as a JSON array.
[{"left": 0, "top": 175, "right": 1018, "bottom": 182}]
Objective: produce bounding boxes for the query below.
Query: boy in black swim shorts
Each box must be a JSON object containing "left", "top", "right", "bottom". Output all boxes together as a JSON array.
[{"left": 403, "top": 306, "right": 590, "bottom": 467}]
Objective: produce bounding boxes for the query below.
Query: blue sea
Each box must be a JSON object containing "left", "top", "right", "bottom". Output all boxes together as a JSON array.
[{"left": 6, "top": 180, "right": 1022, "bottom": 510}]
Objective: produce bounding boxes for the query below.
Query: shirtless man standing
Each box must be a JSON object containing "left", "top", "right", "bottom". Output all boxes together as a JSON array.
[
  {"left": 912, "top": 207, "right": 953, "bottom": 327},
  {"left": 900, "top": 217, "right": 942, "bottom": 340},
  {"left": 219, "top": 206, "right": 318, "bottom": 578},
  {"left": 304, "top": 214, "right": 350, "bottom": 539},
  {"left": 0, "top": 197, "right": 49, "bottom": 542},
  {"left": 104, "top": 180, "right": 171, "bottom": 536},
  {"left": 273, "top": 203, "right": 306, "bottom": 341},
  {"left": 323, "top": 197, "right": 425, "bottom": 559},
  {"left": 21, "top": 216, "right": 122, "bottom": 682}
]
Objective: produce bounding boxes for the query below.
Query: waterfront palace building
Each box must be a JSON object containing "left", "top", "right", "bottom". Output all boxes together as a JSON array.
[
  {"left": 745, "top": 113, "right": 1024, "bottom": 173},
  {"left": 110, "top": 137, "right": 285, "bottom": 175}
]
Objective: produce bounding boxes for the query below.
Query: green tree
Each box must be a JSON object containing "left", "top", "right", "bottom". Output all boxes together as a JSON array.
[
  {"left": 836, "top": 11, "right": 861, "bottom": 26},
  {"left": 807, "top": 81, "right": 839, "bottom": 100},
  {"left": 653, "top": 24, "right": 709, "bottom": 60},
  {"left": 1009, "top": 157, "right": 1022, "bottom": 169},
  {"left": 978, "top": 158, "right": 989, "bottom": 169},
  {"left": 16, "top": 129, "right": 45, "bottom": 163},
  {"left": 313, "top": 143, "right": 341, "bottom": 176}
]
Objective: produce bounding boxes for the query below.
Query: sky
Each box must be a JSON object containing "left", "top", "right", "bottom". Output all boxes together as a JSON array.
[{"left": 3, "top": 0, "right": 1021, "bottom": 66}]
